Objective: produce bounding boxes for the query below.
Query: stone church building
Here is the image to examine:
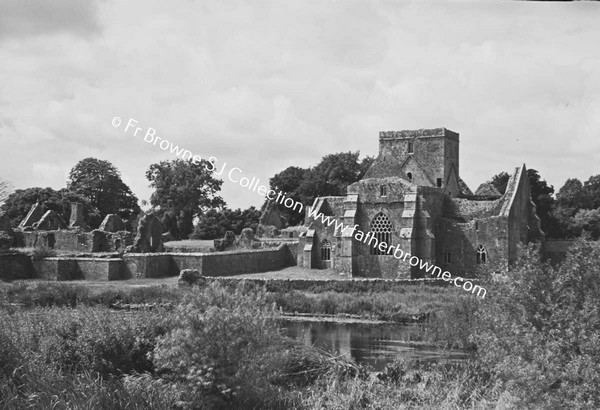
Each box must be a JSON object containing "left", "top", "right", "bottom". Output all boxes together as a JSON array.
[{"left": 297, "top": 128, "right": 544, "bottom": 278}]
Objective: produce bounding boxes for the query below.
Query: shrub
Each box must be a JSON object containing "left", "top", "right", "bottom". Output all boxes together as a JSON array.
[
  {"left": 0, "top": 232, "right": 12, "bottom": 252},
  {"left": 178, "top": 268, "right": 206, "bottom": 287},
  {"left": 474, "top": 239, "right": 600, "bottom": 408},
  {"left": 0, "top": 307, "right": 168, "bottom": 378},
  {"left": 153, "top": 283, "right": 359, "bottom": 409},
  {"left": 31, "top": 246, "right": 57, "bottom": 260}
]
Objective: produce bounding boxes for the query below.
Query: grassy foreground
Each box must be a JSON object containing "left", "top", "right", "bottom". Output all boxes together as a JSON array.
[
  {"left": 0, "top": 282, "right": 483, "bottom": 409},
  {"left": 2, "top": 238, "right": 600, "bottom": 409}
]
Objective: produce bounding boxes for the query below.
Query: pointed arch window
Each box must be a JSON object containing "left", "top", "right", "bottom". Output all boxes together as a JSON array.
[
  {"left": 321, "top": 240, "right": 331, "bottom": 261},
  {"left": 407, "top": 172, "right": 413, "bottom": 181},
  {"left": 370, "top": 213, "right": 393, "bottom": 255},
  {"left": 443, "top": 248, "right": 452, "bottom": 264},
  {"left": 476, "top": 245, "right": 487, "bottom": 264}
]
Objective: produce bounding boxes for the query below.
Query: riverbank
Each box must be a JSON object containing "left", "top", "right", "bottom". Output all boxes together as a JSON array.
[{"left": 0, "top": 280, "right": 486, "bottom": 409}]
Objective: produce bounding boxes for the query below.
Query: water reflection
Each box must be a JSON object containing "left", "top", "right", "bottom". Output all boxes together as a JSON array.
[{"left": 281, "top": 320, "right": 471, "bottom": 371}]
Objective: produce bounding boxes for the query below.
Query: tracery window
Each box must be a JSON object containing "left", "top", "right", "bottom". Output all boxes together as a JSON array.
[{"left": 370, "top": 213, "right": 392, "bottom": 255}]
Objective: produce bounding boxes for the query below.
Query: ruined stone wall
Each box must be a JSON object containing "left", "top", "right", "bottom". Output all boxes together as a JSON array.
[
  {"left": 30, "top": 257, "right": 123, "bottom": 280},
  {"left": 32, "top": 258, "right": 79, "bottom": 280},
  {"left": 351, "top": 178, "right": 412, "bottom": 278},
  {"left": 436, "top": 216, "right": 508, "bottom": 276},
  {"left": 122, "top": 254, "right": 172, "bottom": 279},
  {"left": 0, "top": 252, "right": 33, "bottom": 280},
  {"left": 123, "top": 245, "right": 295, "bottom": 278},
  {"left": 195, "top": 244, "right": 291, "bottom": 276},
  {"left": 501, "top": 166, "right": 540, "bottom": 264},
  {"left": 76, "top": 258, "right": 123, "bottom": 280},
  {"left": 16, "top": 230, "right": 133, "bottom": 253}
]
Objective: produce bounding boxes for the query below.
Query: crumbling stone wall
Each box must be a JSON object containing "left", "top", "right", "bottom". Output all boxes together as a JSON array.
[{"left": 130, "top": 213, "right": 163, "bottom": 253}]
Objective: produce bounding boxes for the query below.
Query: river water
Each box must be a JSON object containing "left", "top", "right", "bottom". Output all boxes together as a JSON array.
[{"left": 281, "top": 320, "right": 471, "bottom": 371}]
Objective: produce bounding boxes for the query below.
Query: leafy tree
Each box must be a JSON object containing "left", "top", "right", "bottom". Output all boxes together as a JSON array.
[
  {"left": 146, "top": 159, "right": 225, "bottom": 239},
  {"left": 583, "top": 175, "right": 600, "bottom": 210},
  {"left": 490, "top": 172, "right": 510, "bottom": 195},
  {"left": 267, "top": 152, "right": 373, "bottom": 227},
  {"left": 67, "top": 158, "right": 140, "bottom": 223},
  {"left": 191, "top": 207, "right": 261, "bottom": 240},
  {"left": 551, "top": 176, "right": 600, "bottom": 239},
  {"left": 299, "top": 151, "right": 373, "bottom": 201},
  {"left": 527, "top": 169, "right": 558, "bottom": 237},
  {"left": 475, "top": 240, "right": 600, "bottom": 408},
  {"left": 552, "top": 178, "right": 586, "bottom": 237},
  {"left": 191, "top": 209, "right": 225, "bottom": 239},
  {"left": 570, "top": 209, "right": 600, "bottom": 240},
  {"left": 0, "top": 187, "right": 99, "bottom": 227},
  {"left": 489, "top": 169, "right": 559, "bottom": 237},
  {"left": 268, "top": 166, "right": 308, "bottom": 227},
  {"left": 556, "top": 178, "right": 586, "bottom": 210},
  {"left": 0, "top": 178, "right": 12, "bottom": 205}
]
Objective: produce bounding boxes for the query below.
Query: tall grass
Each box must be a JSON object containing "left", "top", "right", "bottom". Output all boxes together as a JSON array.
[{"left": 0, "top": 281, "right": 184, "bottom": 308}]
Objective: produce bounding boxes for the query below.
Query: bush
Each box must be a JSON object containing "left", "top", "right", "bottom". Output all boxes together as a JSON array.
[
  {"left": 474, "top": 239, "right": 600, "bottom": 408},
  {"left": 0, "top": 232, "right": 12, "bottom": 252},
  {"left": 31, "top": 246, "right": 57, "bottom": 260},
  {"left": 153, "top": 283, "right": 359, "bottom": 409},
  {"left": 178, "top": 269, "right": 206, "bottom": 287},
  {"left": 0, "top": 307, "right": 167, "bottom": 377}
]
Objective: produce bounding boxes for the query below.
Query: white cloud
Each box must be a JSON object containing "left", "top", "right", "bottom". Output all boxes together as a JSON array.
[{"left": 0, "top": 0, "right": 599, "bottom": 209}]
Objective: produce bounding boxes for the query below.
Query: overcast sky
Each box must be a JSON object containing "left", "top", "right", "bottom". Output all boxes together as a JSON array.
[{"left": 1, "top": 0, "right": 599, "bottom": 210}]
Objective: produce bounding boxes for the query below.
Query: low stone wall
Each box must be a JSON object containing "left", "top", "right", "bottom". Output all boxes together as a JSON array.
[
  {"left": 122, "top": 254, "right": 172, "bottom": 279},
  {"left": 170, "top": 244, "right": 292, "bottom": 277},
  {"left": 33, "top": 258, "right": 78, "bottom": 280},
  {"left": 76, "top": 258, "right": 123, "bottom": 280},
  {"left": 32, "top": 257, "right": 123, "bottom": 281},
  {"left": 1, "top": 243, "right": 296, "bottom": 281},
  {"left": 0, "top": 252, "right": 33, "bottom": 280}
]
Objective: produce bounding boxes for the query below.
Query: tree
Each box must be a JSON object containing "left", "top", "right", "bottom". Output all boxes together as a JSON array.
[
  {"left": 0, "top": 187, "right": 99, "bottom": 227},
  {"left": 299, "top": 152, "right": 373, "bottom": 201},
  {"left": 0, "top": 178, "right": 12, "bottom": 205},
  {"left": 570, "top": 209, "right": 600, "bottom": 240},
  {"left": 489, "top": 169, "right": 559, "bottom": 237},
  {"left": 67, "top": 158, "right": 140, "bottom": 224},
  {"left": 268, "top": 166, "right": 308, "bottom": 227},
  {"left": 552, "top": 176, "right": 600, "bottom": 238},
  {"left": 191, "top": 207, "right": 261, "bottom": 240},
  {"left": 490, "top": 172, "right": 510, "bottom": 195},
  {"left": 146, "top": 159, "right": 225, "bottom": 239},
  {"left": 267, "top": 152, "right": 373, "bottom": 227},
  {"left": 583, "top": 175, "right": 600, "bottom": 210}
]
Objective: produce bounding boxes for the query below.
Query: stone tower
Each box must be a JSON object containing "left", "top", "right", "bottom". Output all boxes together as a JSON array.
[{"left": 364, "top": 128, "right": 461, "bottom": 197}]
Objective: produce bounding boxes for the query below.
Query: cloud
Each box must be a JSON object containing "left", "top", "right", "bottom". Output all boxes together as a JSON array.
[
  {"left": 0, "top": 0, "right": 599, "bottom": 210},
  {"left": 0, "top": 0, "right": 101, "bottom": 40}
]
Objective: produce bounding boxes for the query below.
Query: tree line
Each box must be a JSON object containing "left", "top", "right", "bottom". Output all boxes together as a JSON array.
[{"left": 1, "top": 153, "right": 599, "bottom": 241}]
